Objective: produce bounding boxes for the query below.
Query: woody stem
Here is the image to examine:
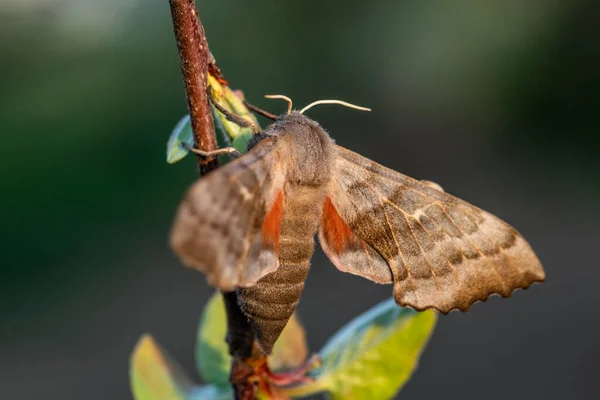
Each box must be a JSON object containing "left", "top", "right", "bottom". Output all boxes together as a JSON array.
[
  {"left": 167, "top": 1, "right": 265, "bottom": 399},
  {"left": 168, "top": 0, "right": 217, "bottom": 174}
]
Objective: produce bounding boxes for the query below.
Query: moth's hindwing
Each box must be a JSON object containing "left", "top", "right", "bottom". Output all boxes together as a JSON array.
[
  {"left": 319, "top": 197, "right": 393, "bottom": 284},
  {"left": 321, "top": 145, "right": 545, "bottom": 313},
  {"left": 169, "top": 138, "right": 286, "bottom": 291}
]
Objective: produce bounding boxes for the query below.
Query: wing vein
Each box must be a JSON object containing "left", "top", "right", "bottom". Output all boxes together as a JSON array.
[
  {"left": 408, "top": 211, "right": 461, "bottom": 285},
  {"left": 341, "top": 149, "right": 508, "bottom": 292},
  {"left": 462, "top": 211, "right": 525, "bottom": 277},
  {"left": 388, "top": 198, "right": 456, "bottom": 288},
  {"left": 360, "top": 240, "right": 376, "bottom": 276},
  {"left": 439, "top": 205, "right": 509, "bottom": 293},
  {"left": 338, "top": 149, "right": 447, "bottom": 203},
  {"left": 381, "top": 203, "right": 417, "bottom": 294},
  {"left": 342, "top": 169, "right": 417, "bottom": 293},
  {"left": 359, "top": 179, "right": 442, "bottom": 292}
]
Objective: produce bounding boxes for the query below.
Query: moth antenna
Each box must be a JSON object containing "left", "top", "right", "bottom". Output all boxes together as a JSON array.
[
  {"left": 299, "top": 100, "right": 371, "bottom": 115},
  {"left": 264, "top": 94, "right": 293, "bottom": 114}
]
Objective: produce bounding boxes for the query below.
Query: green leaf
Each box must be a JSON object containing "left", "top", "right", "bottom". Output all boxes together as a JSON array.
[
  {"left": 166, "top": 76, "right": 258, "bottom": 165},
  {"left": 187, "top": 385, "right": 233, "bottom": 400},
  {"left": 269, "top": 313, "right": 308, "bottom": 371},
  {"left": 293, "top": 299, "right": 437, "bottom": 400},
  {"left": 166, "top": 114, "right": 193, "bottom": 164},
  {"left": 208, "top": 75, "right": 257, "bottom": 154},
  {"left": 130, "top": 334, "right": 193, "bottom": 400},
  {"left": 196, "top": 291, "right": 310, "bottom": 388},
  {"left": 196, "top": 291, "right": 231, "bottom": 387}
]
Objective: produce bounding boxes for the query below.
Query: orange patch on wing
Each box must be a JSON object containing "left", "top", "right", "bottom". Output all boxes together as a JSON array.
[
  {"left": 262, "top": 191, "right": 284, "bottom": 252},
  {"left": 321, "top": 197, "right": 353, "bottom": 254}
]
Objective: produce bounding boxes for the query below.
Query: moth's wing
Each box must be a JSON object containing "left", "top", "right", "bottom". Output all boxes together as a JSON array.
[
  {"left": 170, "top": 138, "right": 286, "bottom": 291},
  {"left": 322, "top": 145, "right": 545, "bottom": 313},
  {"left": 319, "top": 197, "right": 393, "bottom": 284}
]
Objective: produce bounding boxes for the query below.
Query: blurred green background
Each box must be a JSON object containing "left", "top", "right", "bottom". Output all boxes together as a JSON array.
[{"left": 1, "top": 1, "right": 598, "bottom": 399}]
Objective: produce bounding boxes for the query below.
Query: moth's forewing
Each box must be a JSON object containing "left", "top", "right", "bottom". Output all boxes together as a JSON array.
[
  {"left": 321, "top": 145, "right": 545, "bottom": 313},
  {"left": 169, "top": 138, "right": 286, "bottom": 291}
]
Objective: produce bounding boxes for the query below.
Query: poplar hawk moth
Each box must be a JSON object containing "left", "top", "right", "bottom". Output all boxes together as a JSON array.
[{"left": 170, "top": 103, "right": 545, "bottom": 353}]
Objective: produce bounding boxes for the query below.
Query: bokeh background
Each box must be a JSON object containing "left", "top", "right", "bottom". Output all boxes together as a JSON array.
[{"left": 1, "top": 1, "right": 599, "bottom": 399}]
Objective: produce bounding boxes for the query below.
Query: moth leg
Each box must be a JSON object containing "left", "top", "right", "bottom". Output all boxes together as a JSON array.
[
  {"left": 208, "top": 86, "right": 261, "bottom": 134},
  {"left": 243, "top": 101, "right": 277, "bottom": 121},
  {"left": 183, "top": 142, "right": 242, "bottom": 158}
]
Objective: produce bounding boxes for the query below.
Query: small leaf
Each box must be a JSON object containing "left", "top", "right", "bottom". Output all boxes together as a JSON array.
[
  {"left": 196, "top": 292, "right": 309, "bottom": 387},
  {"left": 212, "top": 105, "right": 237, "bottom": 166},
  {"left": 208, "top": 75, "right": 257, "bottom": 154},
  {"left": 187, "top": 385, "right": 233, "bottom": 400},
  {"left": 297, "top": 299, "right": 437, "bottom": 400},
  {"left": 269, "top": 313, "right": 308, "bottom": 371},
  {"left": 130, "top": 334, "right": 193, "bottom": 400},
  {"left": 166, "top": 77, "right": 258, "bottom": 165},
  {"left": 196, "top": 292, "right": 231, "bottom": 387},
  {"left": 166, "top": 114, "right": 193, "bottom": 164}
]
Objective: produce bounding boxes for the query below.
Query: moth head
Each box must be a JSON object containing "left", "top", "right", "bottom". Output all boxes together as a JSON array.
[
  {"left": 247, "top": 95, "right": 371, "bottom": 151},
  {"left": 247, "top": 111, "right": 322, "bottom": 151}
]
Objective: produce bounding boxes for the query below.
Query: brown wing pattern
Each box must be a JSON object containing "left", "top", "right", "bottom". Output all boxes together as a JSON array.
[
  {"left": 326, "top": 145, "right": 545, "bottom": 313},
  {"left": 169, "top": 138, "right": 286, "bottom": 291},
  {"left": 319, "top": 197, "right": 393, "bottom": 284}
]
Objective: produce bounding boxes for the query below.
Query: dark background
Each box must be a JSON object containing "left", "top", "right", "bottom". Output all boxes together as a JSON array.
[{"left": 1, "top": 1, "right": 599, "bottom": 399}]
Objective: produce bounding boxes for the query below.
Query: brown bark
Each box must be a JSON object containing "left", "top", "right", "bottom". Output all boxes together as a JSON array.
[
  {"left": 169, "top": 0, "right": 218, "bottom": 174},
  {"left": 167, "top": 1, "right": 266, "bottom": 398}
]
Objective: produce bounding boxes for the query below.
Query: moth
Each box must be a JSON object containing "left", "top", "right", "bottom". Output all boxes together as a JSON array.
[{"left": 170, "top": 96, "right": 545, "bottom": 354}]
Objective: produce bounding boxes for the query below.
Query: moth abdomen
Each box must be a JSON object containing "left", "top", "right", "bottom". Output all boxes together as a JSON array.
[
  {"left": 238, "top": 259, "right": 310, "bottom": 353},
  {"left": 239, "top": 184, "right": 327, "bottom": 353}
]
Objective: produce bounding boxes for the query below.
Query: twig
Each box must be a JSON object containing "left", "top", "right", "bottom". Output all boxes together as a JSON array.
[
  {"left": 168, "top": 1, "right": 265, "bottom": 399},
  {"left": 169, "top": 0, "right": 217, "bottom": 174}
]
